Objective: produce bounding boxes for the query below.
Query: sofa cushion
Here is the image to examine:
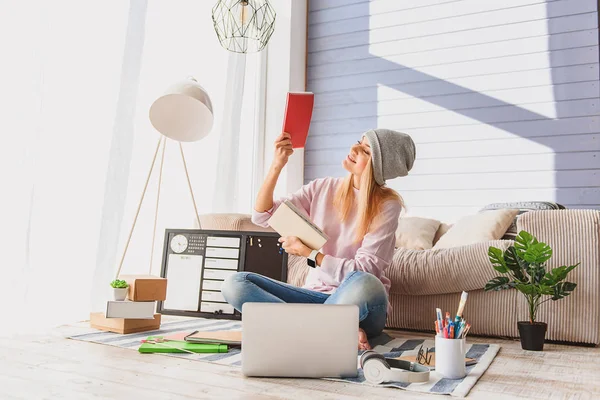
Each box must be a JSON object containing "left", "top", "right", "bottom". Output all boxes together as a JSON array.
[
  {"left": 480, "top": 201, "right": 566, "bottom": 240},
  {"left": 395, "top": 217, "right": 441, "bottom": 250},
  {"left": 433, "top": 209, "right": 519, "bottom": 249}
]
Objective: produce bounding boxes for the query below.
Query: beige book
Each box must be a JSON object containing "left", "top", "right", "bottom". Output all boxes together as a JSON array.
[
  {"left": 268, "top": 200, "right": 328, "bottom": 250},
  {"left": 185, "top": 330, "right": 242, "bottom": 345}
]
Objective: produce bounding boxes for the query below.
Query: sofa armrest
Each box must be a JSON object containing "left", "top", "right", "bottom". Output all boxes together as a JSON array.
[
  {"left": 197, "top": 213, "right": 275, "bottom": 232},
  {"left": 517, "top": 210, "right": 600, "bottom": 278},
  {"left": 516, "top": 209, "right": 599, "bottom": 253}
]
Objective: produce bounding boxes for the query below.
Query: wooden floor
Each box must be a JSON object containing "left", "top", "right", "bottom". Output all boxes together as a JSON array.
[{"left": 2, "top": 317, "right": 599, "bottom": 400}]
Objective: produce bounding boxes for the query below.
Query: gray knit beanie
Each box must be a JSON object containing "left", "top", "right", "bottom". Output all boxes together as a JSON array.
[{"left": 363, "top": 129, "right": 416, "bottom": 186}]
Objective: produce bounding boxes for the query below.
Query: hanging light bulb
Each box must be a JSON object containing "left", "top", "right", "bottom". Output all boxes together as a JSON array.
[{"left": 239, "top": 0, "right": 249, "bottom": 26}]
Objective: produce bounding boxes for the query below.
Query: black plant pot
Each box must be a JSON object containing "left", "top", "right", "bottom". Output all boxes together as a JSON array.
[{"left": 517, "top": 321, "right": 547, "bottom": 351}]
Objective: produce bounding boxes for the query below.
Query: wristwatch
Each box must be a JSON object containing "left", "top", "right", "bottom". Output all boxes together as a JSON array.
[{"left": 307, "top": 249, "right": 319, "bottom": 268}]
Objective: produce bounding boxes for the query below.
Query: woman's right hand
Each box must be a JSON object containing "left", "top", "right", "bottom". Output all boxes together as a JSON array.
[{"left": 272, "top": 132, "right": 294, "bottom": 169}]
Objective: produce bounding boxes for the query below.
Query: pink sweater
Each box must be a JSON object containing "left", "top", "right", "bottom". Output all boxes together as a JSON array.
[{"left": 252, "top": 177, "right": 401, "bottom": 311}]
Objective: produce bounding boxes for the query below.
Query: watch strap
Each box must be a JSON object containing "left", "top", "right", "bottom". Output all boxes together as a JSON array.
[{"left": 307, "top": 249, "right": 319, "bottom": 268}]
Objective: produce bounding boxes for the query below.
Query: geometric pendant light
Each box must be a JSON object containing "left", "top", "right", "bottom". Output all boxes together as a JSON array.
[{"left": 212, "top": 0, "right": 276, "bottom": 53}]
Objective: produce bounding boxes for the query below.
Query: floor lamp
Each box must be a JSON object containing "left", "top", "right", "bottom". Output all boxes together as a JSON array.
[{"left": 114, "top": 77, "right": 214, "bottom": 280}]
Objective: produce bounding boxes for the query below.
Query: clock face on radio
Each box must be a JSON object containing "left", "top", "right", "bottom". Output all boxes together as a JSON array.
[{"left": 170, "top": 234, "right": 188, "bottom": 254}]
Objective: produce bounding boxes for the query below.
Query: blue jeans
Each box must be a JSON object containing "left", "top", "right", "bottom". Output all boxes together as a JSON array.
[{"left": 221, "top": 270, "right": 388, "bottom": 338}]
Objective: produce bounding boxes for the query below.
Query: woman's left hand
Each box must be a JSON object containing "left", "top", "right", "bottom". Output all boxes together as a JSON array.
[{"left": 278, "top": 236, "right": 311, "bottom": 257}]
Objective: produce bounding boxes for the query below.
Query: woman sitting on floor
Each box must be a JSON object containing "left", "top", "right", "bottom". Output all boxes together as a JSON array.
[{"left": 222, "top": 128, "right": 416, "bottom": 350}]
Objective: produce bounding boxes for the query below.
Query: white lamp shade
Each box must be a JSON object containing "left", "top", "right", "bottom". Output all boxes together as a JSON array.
[{"left": 149, "top": 78, "right": 214, "bottom": 142}]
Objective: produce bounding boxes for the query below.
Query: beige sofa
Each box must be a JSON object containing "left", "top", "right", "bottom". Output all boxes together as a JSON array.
[{"left": 199, "top": 209, "right": 600, "bottom": 345}]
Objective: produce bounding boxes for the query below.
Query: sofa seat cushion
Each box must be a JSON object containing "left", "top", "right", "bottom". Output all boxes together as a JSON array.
[{"left": 386, "top": 240, "right": 512, "bottom": 296}]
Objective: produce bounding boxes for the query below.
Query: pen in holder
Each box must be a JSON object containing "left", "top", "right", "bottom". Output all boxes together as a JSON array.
[
  {"left": 433, "top": 291, "right": 470, "bottom": 379},
  {"left": 434, "top": 336, "right": 467, "bottom": 379}
]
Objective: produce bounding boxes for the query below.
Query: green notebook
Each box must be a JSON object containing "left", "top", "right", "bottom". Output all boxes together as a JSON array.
[{"left": 138, "top": 336, "right": 228, "bottom": 354}]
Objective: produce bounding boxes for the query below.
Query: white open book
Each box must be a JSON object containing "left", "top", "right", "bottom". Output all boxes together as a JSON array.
[{"left": 268, "top": 200, "right": 328, "bottom": 250}]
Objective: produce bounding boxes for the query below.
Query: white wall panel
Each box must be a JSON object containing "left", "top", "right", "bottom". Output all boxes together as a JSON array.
[
  {"left": 305, "top": 152, "right": 600, "bottom": 179},
  {"left": 310, "top": 99, "right": 599, "bottom": 133},
  {"left": 311, "top": 46, "right": 598, "bottom": 93},
  {"left": 309, "top": 30, "right": 598, "bottom": 80},
  {"left": 312, "top": 82, "right": 599, "bottom": 122},
  {"left": 306, "top": 133, "right": 599, "bottom": 164},
  {"left": 308, "top": 13, "right": 597, "bottom": 66},
  {"left": 309, "top": 0, "right": 595, "bottom": 50},
  {"left": 310, "top": 0, "right": 462, "bottom": 21},
  {"left": 306, "top": 0, "right": 600, "bottom": 222},
  {"left": 306, "top": 116, "right": 600, "bottom": 147},
  {"left": 314, "top": 64, "right": 599, "bottom": 107}
]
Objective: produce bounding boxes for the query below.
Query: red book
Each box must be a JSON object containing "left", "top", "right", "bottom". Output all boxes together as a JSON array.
[{"left": 282, "top": 92, "right": 314, "bottom": 148}]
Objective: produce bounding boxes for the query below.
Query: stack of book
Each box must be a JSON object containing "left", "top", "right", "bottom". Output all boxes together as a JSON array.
[{"left": 90, "top": 275, "right": 167, "bottom": 334}]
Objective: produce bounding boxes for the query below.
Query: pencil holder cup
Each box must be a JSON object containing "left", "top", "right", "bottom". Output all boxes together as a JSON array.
[{"left": 434, "top": 336, "right": 467, "bottom": 379}]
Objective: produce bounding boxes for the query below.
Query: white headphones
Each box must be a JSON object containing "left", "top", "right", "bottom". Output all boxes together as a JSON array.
[{"left": 359, "top": 350, "right": 430, "bottom": 384}]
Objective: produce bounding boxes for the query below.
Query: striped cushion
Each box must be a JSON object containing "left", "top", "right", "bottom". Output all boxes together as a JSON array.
[{"left": 479, "top": 202, "right": 566, "bottom": 239}]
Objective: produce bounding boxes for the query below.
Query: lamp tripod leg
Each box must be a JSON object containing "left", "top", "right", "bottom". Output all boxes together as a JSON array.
[
  {"left": 179, "top": 142, "right": 203, "bottom": 229},
  {"left": 114, "top": 136, "right": 165, "bottom": 280},
  {"left": 149, "top": 137, "right": 167, "bottom": 275}
]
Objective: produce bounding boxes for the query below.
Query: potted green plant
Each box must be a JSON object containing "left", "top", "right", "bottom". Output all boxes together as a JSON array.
[
  {"left": 110, "top": 279, "right": 129, "bottom": 301},
  {"left": 484, "top": 230, "right": 578, "bottom": 351}
]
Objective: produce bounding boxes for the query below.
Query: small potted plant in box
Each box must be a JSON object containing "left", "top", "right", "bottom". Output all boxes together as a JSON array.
[
  {"left": 110, "top": 279, "right": 129, "bottom": 301},
  {"left": 484, "top": 230, "right": 578, "bottom": 351}
]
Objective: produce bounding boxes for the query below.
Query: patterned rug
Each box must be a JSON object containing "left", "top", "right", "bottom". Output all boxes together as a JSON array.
[{"left": 69, "top": 318, "right": 499, "bottom": 398}]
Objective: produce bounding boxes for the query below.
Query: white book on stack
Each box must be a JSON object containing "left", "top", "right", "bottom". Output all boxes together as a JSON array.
[
  {"left": 268, "top": 200, "right": 328, "bottom": 250},
  {"left": 105, "top": 300, "right": 156, "bottom": 319}
]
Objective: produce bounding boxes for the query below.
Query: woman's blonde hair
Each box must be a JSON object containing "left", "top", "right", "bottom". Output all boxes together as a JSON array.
[{"left": 333, "top": 159, "right": 403, "bottom": 242}]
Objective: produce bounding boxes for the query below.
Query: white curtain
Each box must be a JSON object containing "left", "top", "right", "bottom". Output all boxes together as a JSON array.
[
  {"left": 211, "top": 51, "right": 262, "bottom": 213},
  {"left": 1, "top": 0, "right": 262, "bottom": 333},
  {"left": 211, "top": 53, "right": 247, "bottom": 213}
]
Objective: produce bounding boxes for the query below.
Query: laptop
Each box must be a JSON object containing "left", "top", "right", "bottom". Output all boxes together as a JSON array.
[{"left": 241, "top": 303, "right": 359, "bottom": 378}]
